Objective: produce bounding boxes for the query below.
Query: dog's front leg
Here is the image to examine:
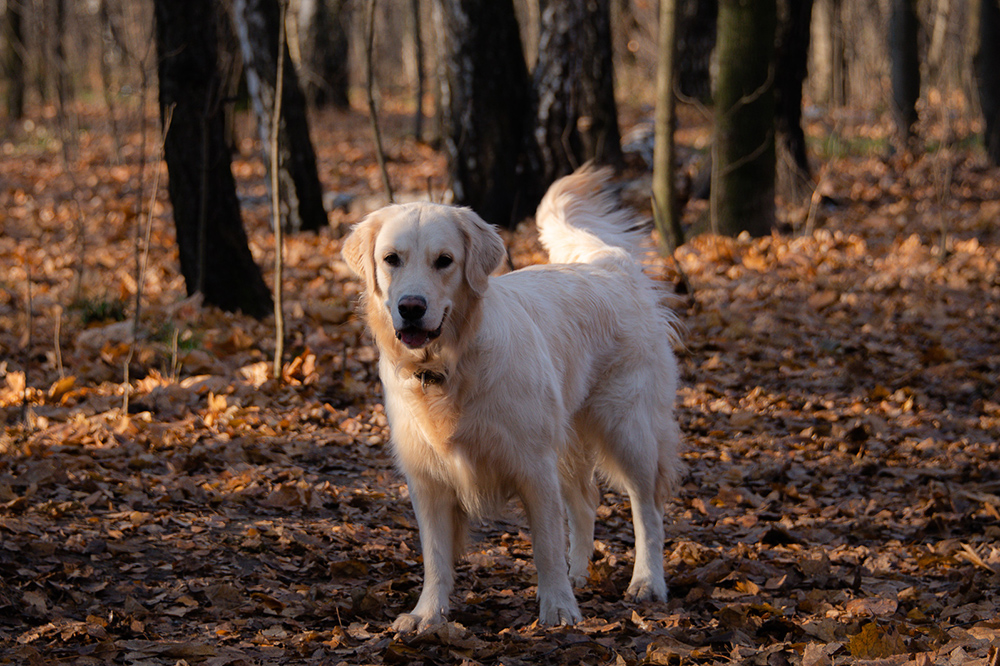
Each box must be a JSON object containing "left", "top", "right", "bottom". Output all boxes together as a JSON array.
[
  {"left": 393, "top": 476, "right": 464, "bottom": 633},
  {"left": 519, "top": 466, "right": 583, "bottom": 626}
]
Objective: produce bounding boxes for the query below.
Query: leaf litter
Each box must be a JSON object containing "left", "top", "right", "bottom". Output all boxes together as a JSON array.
[{"left": 1, "top": 103, "right": 999, "bottom": 664}]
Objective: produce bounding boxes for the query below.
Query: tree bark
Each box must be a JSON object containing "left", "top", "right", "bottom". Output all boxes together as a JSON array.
[
  {"left": 3, "top": 0, "right": 26, "bottom": 120},
  {"left": 889, "top": 0, "right": 920, "bottom": 143},
  {"left": 653, "top": 0, "right": 683, "bottom": 252},
  {"left": 411, "top": 0, "right": 425, "bottom": 139},
  {"left": 298, "top": 0, "right": 350, "bottom": 109},
  {"left": 711, "top": 0, "right": 777, "bottom": 238},
  {"left": 153, "top": 0, "right": 273, "bottom": 319},
  {"left": 533, "top": 0, "right": 623, "bottom": 185},
  {"left": 233, "top": 0, "right": 327, "bottom": 233},
  {"left": 977, "top": 0, "right": 1000, "bottom": 165},
  {"left": 676, "top": 0, "right": 717, "bottom": 102},
  {"left": 809, "top": 0, "right": 844, "bottom": 106},
  {"left": 775, "top": 0, "right": 814, "bottom": 182},
  {"left": 436, "top": 0, "right": 538, "bottom": 228}
]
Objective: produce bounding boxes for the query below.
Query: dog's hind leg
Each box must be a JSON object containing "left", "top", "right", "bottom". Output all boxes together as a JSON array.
[
  {"left": 622, "top": 475, "right": 667, "bottom": 601},
  {"left": 599, "top": 417, "right": 670, "bottom": 602},
  {"left": 560, "top": 437, "right": 600, "bottom": 588}
]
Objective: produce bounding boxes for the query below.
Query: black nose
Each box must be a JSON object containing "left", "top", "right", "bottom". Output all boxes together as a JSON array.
[{"left": 398, "top": 295, "right": 427, "bottom": 322}]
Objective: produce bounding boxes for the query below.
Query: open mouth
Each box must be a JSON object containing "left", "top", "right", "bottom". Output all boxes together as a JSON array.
[{"left": 396, "top": 323, "right": 443, "bottom": 349}]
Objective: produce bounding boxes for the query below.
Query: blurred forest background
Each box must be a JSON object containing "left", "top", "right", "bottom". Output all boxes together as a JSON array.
[{"left": 1, "top": 1, "right": 999, "bottom": 665}]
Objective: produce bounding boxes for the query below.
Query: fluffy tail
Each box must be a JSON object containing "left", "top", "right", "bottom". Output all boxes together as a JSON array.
[{"left": 535, "top": 165, "right": 648, "bottom": 267}]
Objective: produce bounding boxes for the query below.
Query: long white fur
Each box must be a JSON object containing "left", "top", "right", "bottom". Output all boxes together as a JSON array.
[{"left": 342, "top": 165, "right": 682, "bottom": 632}]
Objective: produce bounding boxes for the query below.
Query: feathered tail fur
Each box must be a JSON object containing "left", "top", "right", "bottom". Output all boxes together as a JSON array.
[
  {"left": 535, "top": 165, "right": 649, "bottom": 268},
  {"left": 536, "top": 165, "right": 683, "bottom": 349}
]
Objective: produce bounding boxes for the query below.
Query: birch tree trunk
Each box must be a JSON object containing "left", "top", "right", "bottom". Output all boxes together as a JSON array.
[
  {"left": 809, "top": 0, "right": 844, "bottom": 107},
  {"left": 435, "top": 0, "right": 537, "bottom": 228},
  {"left": 298, "top": 0, "right": 349, "bottom": 109},
  {"left": 232, "top": 0, "right": 327, "bottom": 233},
  {"left": 533, "top": 0, "right": 622, "bottom": 185}
]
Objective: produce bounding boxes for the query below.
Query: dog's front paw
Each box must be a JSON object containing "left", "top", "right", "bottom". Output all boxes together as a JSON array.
[
  {"left": 392, "top": 610, "right": 445, "bottom": 634},
  {"left": 539, "top": 595, "right": 582, "bottom": 626},
  {"left": 625, "top": 577, "right": 668, "bottom": 603}
]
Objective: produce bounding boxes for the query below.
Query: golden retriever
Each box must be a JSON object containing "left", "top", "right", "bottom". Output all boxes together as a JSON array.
[{"left": 342, "top": 166, "right": 681, "bottom": 632}]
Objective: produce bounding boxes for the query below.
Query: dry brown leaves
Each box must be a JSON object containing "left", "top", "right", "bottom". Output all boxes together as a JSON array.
[{"left": 0, "top": 102, "right": 998, "bottom": 665}]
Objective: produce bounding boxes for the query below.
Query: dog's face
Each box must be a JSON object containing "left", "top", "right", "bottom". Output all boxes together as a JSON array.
[{"left": 343, "top": 203, "right": 506, "bottom": 350}]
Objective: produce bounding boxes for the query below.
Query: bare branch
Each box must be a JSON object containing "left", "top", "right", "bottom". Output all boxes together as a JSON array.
[{"left": 273, "top": 0, "right": 288, "bottom": 379}]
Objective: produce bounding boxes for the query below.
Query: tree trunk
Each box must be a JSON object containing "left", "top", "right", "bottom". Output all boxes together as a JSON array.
[
  {"left": 436, "top": 0, "right": 538, "bottom": 228},
  {"left": 233, "top": 0, "right": 327, "bottom": 233},
  {"left": 926, "top": 0, "right": 951, "bottom": 81},
  {"left": 775, "top": 0, "right": 814, "bottom": 183},
  {"left": 977, "top": 0, "right": 1000, "bottom": 165},
  {"left": 889, "top": 0, "right": 920, "bottom": 143},
  {"left": 411, "top": 0, "right": 425, "bottom": 139},
  {"left": 711, "top": 0, "right": 776, "bottom": 238},
  {"left": 533, "top": 0, "right": 622, "bottom": 185},
  {"left": 653, "top": 0, "right": 683, "bottom": 252},
  {"left": 676, "top": 0, "right": 717, "bottom": 102},
  {"left": 153, "top": 0, "right": 273, "bottom": 319},
  {"left": 3, "top": 0, "right": 26, "bottom": 120},
  {"left": 809, "top": 0, "right": 844, "bottom": 107},
  {"left": 299, "top": 0, "right": 350, "bottom": 109}
]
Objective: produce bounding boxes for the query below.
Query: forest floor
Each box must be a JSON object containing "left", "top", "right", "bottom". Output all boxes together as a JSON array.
[{"left": 0, "top": 99, "right": 999, "bottom": 666}]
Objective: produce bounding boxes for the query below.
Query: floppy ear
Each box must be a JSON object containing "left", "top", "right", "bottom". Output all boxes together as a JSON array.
[
  {"left": 342, "top": 211, "right": 384, "bottom": 296},
  {"left": 458, "top": 208, "right": 506, "bottom": 298}
]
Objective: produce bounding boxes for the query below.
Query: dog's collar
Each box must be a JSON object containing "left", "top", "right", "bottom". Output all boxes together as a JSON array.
[{"left": 414, "top": 368, "right": 446, "bottom": 389}]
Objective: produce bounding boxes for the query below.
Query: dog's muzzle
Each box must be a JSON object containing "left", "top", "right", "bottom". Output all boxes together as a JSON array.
[{"left": 395, "top": 295, "right": 444, "bottom": 349}]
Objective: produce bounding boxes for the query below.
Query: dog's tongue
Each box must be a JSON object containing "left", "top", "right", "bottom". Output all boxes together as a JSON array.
[{"left": 399, "top": 328, "right": 430, "bottom": 349}]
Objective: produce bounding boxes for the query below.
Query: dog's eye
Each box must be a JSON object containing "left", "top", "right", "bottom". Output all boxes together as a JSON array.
[
  {"left": 434, "top": 254, "right": 454, "bottom": 270},
  {"left": 384, "top": 252, "right": 401, "bottom": 267}
]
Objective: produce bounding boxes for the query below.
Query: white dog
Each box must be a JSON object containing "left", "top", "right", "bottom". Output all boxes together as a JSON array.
[{"left": 342, "top": 167, "right": 681, "bottom": 632}]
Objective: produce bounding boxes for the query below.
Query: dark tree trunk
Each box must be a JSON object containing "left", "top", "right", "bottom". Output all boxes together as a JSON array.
[
  {"left": 153, "top": 0, "right": 273, "bottom": 319},
  {"left": 299, "top": 0, "right": 350, "bottom": 109},
  {"left": 533, "top": 0, "right": 622, "bottom": 185},
  {"left": 3, "top": 0, "right": 26, "bottom": 119},
  {"left": 676, "top": 0, "right": 717, "bottom": 102},
  {"left": 711, "top": 0, "right": 776, "bottom": 238},
  {"left": 977, "top": 0, "right": 1000, "bottom": 165},
  {"left": 233, "top": 0, "right": 327, "bottom": 233},
  {"left": 889, "top": 0, "right": 920, "bottom": 142},
  {"left": 54, "top": 0, "right": 70, "bottom": 113},
  {"left": 775, "top": 0, "right": 814, "bottom": 181},
  {"left": 436, "top": 0, "right": 538, "bottom": 228}
]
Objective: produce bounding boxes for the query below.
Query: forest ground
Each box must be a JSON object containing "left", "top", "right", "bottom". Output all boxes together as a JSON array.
[{"left": 0, "top": 98, "right": 999, "bottom": 665}]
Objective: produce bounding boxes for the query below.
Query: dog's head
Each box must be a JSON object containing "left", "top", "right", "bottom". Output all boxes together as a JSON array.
[{"left": 342, "top": 203, "right": 506, "bottom": 350}]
